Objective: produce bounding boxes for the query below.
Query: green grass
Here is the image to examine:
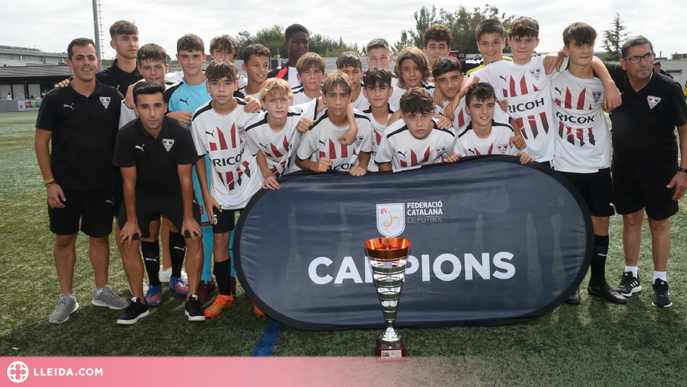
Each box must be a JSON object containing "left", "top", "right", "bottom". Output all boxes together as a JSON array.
[{"left": 1, "top": 111, "right": 686, "bottom": 385}]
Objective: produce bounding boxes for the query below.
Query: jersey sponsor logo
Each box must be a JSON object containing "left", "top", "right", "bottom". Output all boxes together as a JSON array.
[
  {"left": 555, "top": 112, "right": 595, "bottom": 124},
  {"left": 508, "top": 98, "right": 546, "bottom": 114},
  {"left": 63, "top": 103, "right": 75, "bottom": 110},
  {"left": 376, "top": 203, "right": 405, "bottom": 238},
  {"left": 179, "top": 98, "right": 189, "bottom": 105},
  {"left": 647, "top": 96, "right": 661, "bottom": 109},
  {"left": 162, "top": 139, "right": 175, "bottom": 152},
  {"left": 135, "top": 144, "right": 145, "bottom": 152},
  {"left": 530, "top": 68, "right": 541, "bottom": 80},
  {"left": 100, "top": 97, "right": 111, "bottom": 109},
  {"left": 592, "top": 91, "right": 603, "bottom": 103}
]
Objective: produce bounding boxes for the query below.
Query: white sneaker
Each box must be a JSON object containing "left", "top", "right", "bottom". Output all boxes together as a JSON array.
[{"left": 159, "top": 266, "right": 187, "bottom": 283}]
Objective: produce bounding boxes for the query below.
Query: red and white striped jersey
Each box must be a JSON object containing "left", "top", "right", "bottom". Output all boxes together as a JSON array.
[
  {"left": 375, "top": 118, "right": 456, "bottom": 170},
  {"left": 244, "top": 99, "right": 319, "bottom": 177},
  {"left": 551, "top": 70, "right": 611, "bottom": 173},
  {"left": 455, "top": 121, "right": 520, "bottom": 157},
  {"left": 296, "top": 111, "right": 373, "bottom": 172},
  {"left": 191, "top": 100, "right": 263, "bottom": 210},
  {"left": 362, "top": 104, "right": 395, "bottom": 172},
  {"left": 473, "top": 56, "right": 562, "bottom": 162}
]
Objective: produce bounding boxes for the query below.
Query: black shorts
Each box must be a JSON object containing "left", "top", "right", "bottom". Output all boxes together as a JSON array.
[
  {"left": 118, "top": 190, "right": 202, "bottom": 238},
  {"left": 558, "top": 169, "right": 615, "bottom": 217},
  {"left": 48, "top": 188, "right": 115, "bottom": 237},
  {"left": 212, "top": 208, "right": 242, "bottom": 234},
  {"left": 612, "top": 163, "right": 678, "bottom": 221}
]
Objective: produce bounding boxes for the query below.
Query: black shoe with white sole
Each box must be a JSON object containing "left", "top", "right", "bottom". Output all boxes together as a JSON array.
[
  {"left": 614, "top": 272, "right": 642, "bottom": 297},
  {"left": 652, "top": 279, "right": 673, "bottom": 308},
  {"left": 185, "top": 296, "right": 206, "bottom": 322},
  {"left": 117, "top": 299, "right": 149, "bottom": 325}
]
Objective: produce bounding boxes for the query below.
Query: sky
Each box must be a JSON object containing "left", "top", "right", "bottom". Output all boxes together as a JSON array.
[{"left": 2, "top": 0, "right": 684, "bottom": 60}]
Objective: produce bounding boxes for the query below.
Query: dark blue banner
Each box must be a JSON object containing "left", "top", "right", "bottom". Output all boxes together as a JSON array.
[{"left": 235, "top": 156, "right": 593, "bottom": 329}]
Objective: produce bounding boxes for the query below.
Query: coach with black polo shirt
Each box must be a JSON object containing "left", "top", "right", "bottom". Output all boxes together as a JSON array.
[
  {"left": 114, "top": 81, "right": 205, "bottom": 324},
  {"left": 605, "top": 36, "right": 687, "bottom": 308},
  {"left": 35, "top": 37, "right": 127, "bottom": 324}
]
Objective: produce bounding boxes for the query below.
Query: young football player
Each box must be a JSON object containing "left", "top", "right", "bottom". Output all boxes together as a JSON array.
[
  {"left": 191, "top": 59, "right": 265, "bottom": 318},
  {"left": 119, "top": 43, "right": 168, "bottom": 127},
  {"left": 375, "top": 88, "right": 459, "bottom": 171},
  {"left": 551, "top": 22, "right": 625, "bottom": 304},
  {"left": 361, "top": 67, "right": 395, "bottom": 172},
  {"left": 455, "top": 83, "right": 533, "bottom": 162},
  {"left": 467, "top": 19, "right": 511, "bottom": 76},
  {"left": 97, "top": 20, "right": 142, "bottom": 96},
  {"left": 114, "top": 82, "right": 204, "bottom": 324},
  {"left": 267, "top": 24, "right": 310, "bottom": 88},
  {"left": 366, "top": 38, "right": 398, "bottom": 87},
  {"left": 296, "top": 71, "right": 373, "bottom": 176},
  {"left": 291, "top": 52, "right": 326, "bottom": 106},
  {"left": 423, "top": 24, "right": 452, "bottom": 78},
  {"left": 389, "top": 46, "right": 435, "bottom": 111},
  {"left": 337, "top": 51, "right": 368, "bottom": 110},
  {"left": 236, "top": 44, "right": 270, "bottom": 99}
]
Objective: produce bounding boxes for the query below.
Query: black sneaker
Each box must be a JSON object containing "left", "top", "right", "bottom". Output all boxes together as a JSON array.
[
  {"left": 588, "top": 282, "right": 627, "bottom": 304},
  {"left": 614, "top": 272, "right": 642, "bottom": 297},
  {"left": 565, "top": 287, "right": 580, "bottom": 305},
  {"left": 117, "top": 299, "right": 149, "bottom": 325},
  {"left": 185, "top": 296, "right": 206, "bottom": 321},
  {"left": 652, "top": 279, "right": 673, "bottom": 308}
]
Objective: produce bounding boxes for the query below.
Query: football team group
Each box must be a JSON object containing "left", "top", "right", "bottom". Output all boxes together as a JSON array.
[{"left": 34, "top": 15, "right": 687, "bottom": 326}]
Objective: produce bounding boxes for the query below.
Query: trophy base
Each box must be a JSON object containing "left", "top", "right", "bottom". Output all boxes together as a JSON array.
[{"left": 375, "top": 338, "right": 406, "bottom": 362}]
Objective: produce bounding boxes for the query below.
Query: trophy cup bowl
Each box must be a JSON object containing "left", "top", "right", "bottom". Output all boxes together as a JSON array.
[{"left": 365, "top": 237, "right": 411, "bottom": 361}]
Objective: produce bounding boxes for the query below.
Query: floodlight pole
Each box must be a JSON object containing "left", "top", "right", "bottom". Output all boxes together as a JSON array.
[{"left": 92, "top": 0, "right": 102, "bottom": 68}]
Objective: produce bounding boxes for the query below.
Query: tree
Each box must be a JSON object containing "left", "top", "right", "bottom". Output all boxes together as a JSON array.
[
  {"left": 392, "top": 5, "right": 514, "bottom": 55},
  {"left": 602, "top": 13, "right": 629, "bottom": 61},
  {"left": 393, "top": 6, "right": 438, "bottom": 54},
  {"left": 441, "top": 5, "right": 514, "bottom": 53},
  {"left": 235, "top": 27, "right": 361, "bottom": 59}
]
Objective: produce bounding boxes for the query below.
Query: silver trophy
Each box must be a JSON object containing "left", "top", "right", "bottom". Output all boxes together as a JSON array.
[{"left": 365, "top": 237, "right": 411, "bottom": 361}]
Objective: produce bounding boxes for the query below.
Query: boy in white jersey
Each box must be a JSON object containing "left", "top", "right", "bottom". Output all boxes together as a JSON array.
[
  {"left": 389, "top": 47, "right": 435, "bottom": 111},
  {"left": 291, "top": 53, "right": 326, "bottom": 106},
  {"left": 236, "top": 44, "right": 270, "bottom": 99},
  {"left": 551, "top": 23, "right": 625, "bottom": 305},
  {"left": 366, "top": 39, "right": 398, "bottom": 87},
  {"left": 423, "top": 24, "right": 452, "bottom": 80},
  {"left": 376, "top": 88, "right": 459, "bottom": 171},
  {"left": 362, "top": 67, "right": 395, "bottom": 172},
  {"left": 191, "top": 60, "right": 264, "bottom": 318},
  {"left": 433, "top": 56, "right": 525, "bottom": 145},
  {"left": 455, "top": 83, "right": 533, "bottom": 163},
  {"left": 296, "top": 71, "right": 373, "bottom": 175},
  {"left": 337, "top": 51, "right": 368, "bottom": 110}
]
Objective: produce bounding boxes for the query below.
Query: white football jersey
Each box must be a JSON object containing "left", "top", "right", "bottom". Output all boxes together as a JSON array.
[
  {"left": 191, "top": 99, "right": 263, "bottom": 210},
  {"left": 376, "top": 118, "right": 456, "bottom": 170},
  {"left": 119, "top": 102, "right": 138, "bottom": 129},
  {"left": 551, "top": 70, "right": 611, "bottom": 173},
  {"left": 455, "top": 121, "right": 520, "bottom": 157},
  {"left": 474, "top": 56, "right": 561, "bottom": 162},
  {"left": 244, "top": 99, "right": 320, "bottom": 177},
  {"left": 434, "top": 97, "right": 511, "bottom": 132},
  {"left": 296, "top": 111, "right": 373, "bottom": 172},
  {"left": 351, "top": 84, "right": 370, "bottom": 111},
  {"left": 291, "top": 86, "right": 316, "bottom": 106},
  {"left": 389, "top": 82, "right": 435, "bottom": 111},
  {"left": 362, "top": 104, "right": 395, "bottom": 172},
  {"left": 235, "top": 86, "right": 260, "bottom": 100}
]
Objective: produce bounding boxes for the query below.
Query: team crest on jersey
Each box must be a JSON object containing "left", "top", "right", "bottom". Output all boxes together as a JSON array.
[
  {"left": 99, "top": 97, "right": 111, "bottom": 109},
  {"left": 496, "top": 144, "right": 509, "bottom": 154},
  {"left": 376, "top": 203, "right": 405, "bottom": 238},
  {"left": 530, "top": 68, "right": 541, "bottom": 80},
  {"left": 355, "top": 135, "right": 363, "bottom": 147},
  {"left": 238, "top": 126, "right": 245, "bottom": 135},
  {"left": 592, "top": 91, "right": 603, "bottom": 103},
  {"left": 435, "top": 147, "right": 445, "bottom": 154},
  {"left": 647, "top": 96, "right": 661, "bottom": 109},
  {"left": 162, "top": 139, "right": 175, "bottom": 152}
]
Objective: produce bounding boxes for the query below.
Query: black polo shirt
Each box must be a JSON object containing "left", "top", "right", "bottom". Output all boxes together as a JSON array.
[
  {"left": 36, "top": 80, "right": 123, "bottom": 190},
  {"left": 607, "top": 63, "right": 687, "bottom": 174},
  {"left": 113, "top": 117, "right": 199, "bottom": 196},
  {"left": 96, "top": 58, "right": 143, "bottom": 96}
]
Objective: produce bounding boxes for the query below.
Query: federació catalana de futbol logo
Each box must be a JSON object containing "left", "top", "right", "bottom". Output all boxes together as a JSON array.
[{"left": 376, "top": 203, "right": 405, "bottom": 237}]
